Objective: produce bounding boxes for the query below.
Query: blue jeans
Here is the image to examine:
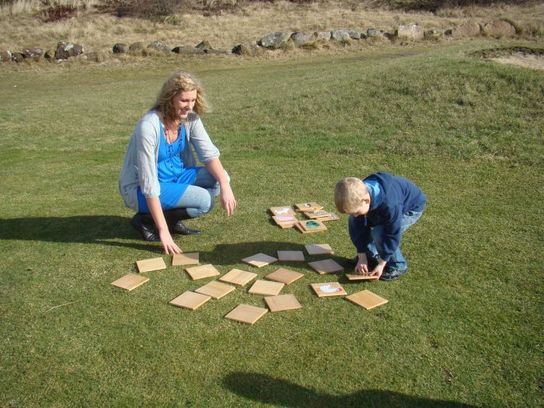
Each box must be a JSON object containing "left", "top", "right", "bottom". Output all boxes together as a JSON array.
[
  {"left": 348, "top": 210, "right": 423, "bottom": 271},
  {"left": 175, "top": 168, "right": 228, "bottom": 218}
]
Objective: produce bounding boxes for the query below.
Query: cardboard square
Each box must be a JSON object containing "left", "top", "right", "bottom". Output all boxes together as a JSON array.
[
  {"left": 248, "top": 280, "right": 285, "bottom": 296},
  {"left": 346, "top": 290, "right": 388, "bottom": 310},
  {"left": 295, "top": 220, "right": 327, "bottom": 234},
  {"left": 169, "top": 291, "right": 211, "bottom": 310},
  {"left": 294, "top": 202, "right": 323, "bottom": 212},
  {"left": 269, "top": 206, "right": 296, "bottom": 216},
  {"left": 225, "top": 304, "right": 268, "bottom": 324},
  {"left": 136, "top": 257, "right": 167, "bottom": 273},
  {"left": 305, "top": 243, "right": 334, "bottom": 255},
  {"left": 311, "top": 282, "right": 347, "bottom": 297},
  {"left": 185, "top": 264, "right": 220, "bottom": 280},
  {"left": 195, "top": 280, "right": 236, "bottom": 299},
  {"left": 346, "top": 274, "right": 379, "bottom": 281},
  {"left": 265, "top": 268, "right": 304, "bottom": 285},
  {"left": 172, "top": 252, "right": 199, "bottom": 266},
  {"left": 219, "top": 268, "right": 258, "bottom": 287},
  {"left": 111, "top": 273, "right": 149, "bottom": 291},
  {"left": 265, "top": 294, "right": 302, "bottom": 312},
  {"left": 277, "top": 250, "right": 305, "bottom": 262},
  {"left": 308, "top": 259, "right": 344, "bottom": 274},
  {"left": 272, "top": 215, "right": 298, "bottom": 228},
  {"left": 242, "top": 253, "right": 278, "bottom": 268}
]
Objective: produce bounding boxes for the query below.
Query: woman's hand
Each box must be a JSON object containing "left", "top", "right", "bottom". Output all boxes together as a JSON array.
[
  {"left": 220, "top": 183, "right": 237, "bottom": 216},
  {"left": 158, "top": 228, "right": 181, "bottom": 255}
]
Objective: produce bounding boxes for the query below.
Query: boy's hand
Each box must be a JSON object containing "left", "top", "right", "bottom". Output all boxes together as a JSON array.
[
  {"left": 354, "top": 253, "right": 369, "bottom": 275},
  {"left": 370, "top": 260, "right": 387, "bottom": 278}
]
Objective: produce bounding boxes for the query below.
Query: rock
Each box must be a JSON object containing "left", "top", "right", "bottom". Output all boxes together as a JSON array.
[
  {"left": 129, "top": 42, "right": 144, "bottom": 53},
  {"left": 0, "top": 50, "right": 12, "bottom": 62},
  {"left": 22, "top": 47, "right": 43, "bottom": 60},
  {"left": 367, "top": 28, "right": 385, "bottom": 38},
  {"left": 483, "top": 20, "right": 516, "bottom": 38},
  {"left": 147, "top": 40, "right": 171, "bottom": 53},
  {"left": 112, "top": 43, "right": 128, "bottom": 54},
  {"left": 54, "top": 42, "right": 83, "bottom": 60},
  {"left": 231, "top": 43, "right": 264, "bottom": 56},
  {"left": 258, "top": 32, "right": 293, "bottom": 49},
  {"left": 172, "top": 46, "right": 205, "bottom": 55},
  {"left": 397, "top": 24, "right": 424, "bottom": 40},
  {"left": 11, "top": 52, "right": 24, "bottom": 63},
  {"left": 195, "top": 40, "right": 213, "bottom": 51},
  {"left": 44, "top": 49, "right": 55, "bottom": 59},
  {"left": 452, "top": 22, "right": 481, "bottom": 38},
  {"left": 314, "top": 31, "right": 331, "bottom": 41},
  {"left": 424, "top": 29, "right": 444, "bottom": 40},
  {"left": 291, "top": 32, "right": 317, "bottom": 47},
  {"left": 331, "top": 29, "right": 360, "bottom": 42}
]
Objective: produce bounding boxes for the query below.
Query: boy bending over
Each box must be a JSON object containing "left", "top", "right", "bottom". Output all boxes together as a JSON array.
[{"left": 334, "top": 172, "right": 426, "bottom": 281}]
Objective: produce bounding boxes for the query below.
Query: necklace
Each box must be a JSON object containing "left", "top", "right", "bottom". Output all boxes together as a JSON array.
[{"left": 163, "top": 120, "right": 179, "bottom": 144}]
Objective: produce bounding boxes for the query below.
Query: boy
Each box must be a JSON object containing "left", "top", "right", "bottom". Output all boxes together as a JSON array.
[{"left": 334, "top": 172, "right": 426, "bottom": 281}]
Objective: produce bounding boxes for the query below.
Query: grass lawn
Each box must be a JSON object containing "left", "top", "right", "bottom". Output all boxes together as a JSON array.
[{"left": 0, "top": 40, "right": 543, "bottom": 407}]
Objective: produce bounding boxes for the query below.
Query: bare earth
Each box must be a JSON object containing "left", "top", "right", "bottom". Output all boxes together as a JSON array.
[{"left": 491, "top": 53, "right": 544, "bottom": 71}]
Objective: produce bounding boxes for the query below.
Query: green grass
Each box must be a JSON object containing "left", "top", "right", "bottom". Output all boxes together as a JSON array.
[{"left": 0, "top": 41, "right": 543, "bottom": 407}]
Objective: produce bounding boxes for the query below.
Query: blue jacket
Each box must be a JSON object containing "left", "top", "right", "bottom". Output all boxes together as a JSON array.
[{"left": 360, "top": 172, "right": 426, "bottom": 262}]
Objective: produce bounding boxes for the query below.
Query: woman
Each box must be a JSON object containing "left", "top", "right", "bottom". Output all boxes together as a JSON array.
[{"left": 119, "top": 71, "right": 236, "bottom": 254}]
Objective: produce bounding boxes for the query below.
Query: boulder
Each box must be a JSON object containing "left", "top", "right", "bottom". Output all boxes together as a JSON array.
[
  {"left": 231, "top": 43, "right": 265, "bottom": 57},
  {"left": 483, "top": 20, "right": 516, "bottom": 38},
  {"left": 147, "top": 40, "right": 171, "bottom": 53},
  {"left": 258, "top": 32, "right": 293, "bottom": 49},
  {"left": 424, "top": 29, "right": 444, "bottom": 40},
  {"left": 22, "top": 47, "right": 43, "bottom": 60},
  {"left": 11, "top": 52, "right": 24, "bottom": 63},
  {"left": 331, "top": 29, "right": 351, "bottom": 42},
  {"left": 452, "top": 22, "right": 481, "bottom": 38},
  {"left": 314, "top": 31, "right": 331, "bottom": 41},
  {"left": 44, "top": 49, "right": 55, "bottom": 59},
  {"left": 291, "top": 32, "right": 317, "bottom": 47},
  {"left": 172, "top": 46, "right": 205, "bottom": 55},
  {"left": 195, "top": 40, "right": 213, "bottom": 52},
  {"left": 54, "top": 42, "right": 83, "bottom": 60},
  {"left": 112, "top": 43, "right": 128, "bottom": 53},
  {"left": 0, "top": 50, "right": 12, "bottom": 62},
  {"left": 397, "top": 24, "right": 424, "bottom": 40}
]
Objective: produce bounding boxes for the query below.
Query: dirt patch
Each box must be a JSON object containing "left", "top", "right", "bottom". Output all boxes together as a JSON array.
[{"left": 474, "top": 46, "right": 544, "bottom": 70}]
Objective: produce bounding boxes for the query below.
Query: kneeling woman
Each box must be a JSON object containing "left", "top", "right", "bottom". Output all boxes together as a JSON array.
[{"left": 119, "top": 71, "right": 236, "bottom": 254}]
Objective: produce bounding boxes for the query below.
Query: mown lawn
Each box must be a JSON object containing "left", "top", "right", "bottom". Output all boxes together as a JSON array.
[{"left": 0, "top": 41, "right": 542, "bottom": 407}]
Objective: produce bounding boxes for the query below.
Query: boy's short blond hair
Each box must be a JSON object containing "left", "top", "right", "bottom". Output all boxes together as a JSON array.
[{"left": 334, "top": 177, "right": 368, "bottom": 213}]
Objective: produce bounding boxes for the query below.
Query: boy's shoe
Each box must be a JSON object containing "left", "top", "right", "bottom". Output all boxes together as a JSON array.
[{"left": 380, "top": 267, "right": 408, "bottom": 281}]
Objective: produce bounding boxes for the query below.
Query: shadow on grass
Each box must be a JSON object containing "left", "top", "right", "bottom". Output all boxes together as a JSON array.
[
  {"left": 0, "top": 216, "right": 157, "bottom": 251},
  {"left": 223, "top": 372, "right": 477, "bottom": 408}
]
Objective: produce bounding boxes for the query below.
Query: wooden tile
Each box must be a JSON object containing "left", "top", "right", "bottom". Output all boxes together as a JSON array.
[
  {"left": 308, "top": 259, "right": 344, "bottom": 274},
  {"left": 265, "top": 294, "right": 302, "bottom": 312},
  {"left": 111, "top": 273, "right": 149, "bottom": 291},
  {"left": 346, "top": 274, "right": 379, "bottom": 281},
  {"left": 319, "top": 213, "right": 340, "bottom": 222},
  {"left": 169, "top": 291, "right": 211, "bottom": 310},
  {"left": 195, "top": 280, "right": 236, "bottom": 299},
  {"left": 272, "top": 215, "right": 298, "bottom": 228},
  {"left": 225, "top": 304, "right": 268, "bottom": 324},
  {"left": 172, "top": 252, "right": 199, "bottom": 266},
  {"left": 295, "top": 220, "right": 327, "bottom": 234},
  {"left": 294, "top": 202, "right": 323, "bottom": 212},
  {"left": 311, "top": 282, "right": 347, "bottom": 297},
  {"left": 305, "top": 243, "right": 334, "bottom": 255},
  {"left": 185, "top": 264, "right": 220, "bottom": 280},
  {"left": 248, "top": 280, "right": 285, "bottom": 296},
  {"left": 242, "top": 253, "right": 278, "bottom": 268},
  {"left": 277, "top": 250, "right": 305, "bottom": 262},
  {"left": 304, "top": 210, "right": 331, "bottom": 220},
  {"left": 136, "top": 257, "right": 167, "bottom": 273},
  {"left": 265, "top": 268, "right": 304, "bottom": 285},
  {"left": 346, "top": 290, "right": 388, "bottom": 310},
  {"left": 269, "top": 206, "right": 296, "bottom": 216},
  {"left": 219, "top": 268, "right": 258, "bottom": 287}
]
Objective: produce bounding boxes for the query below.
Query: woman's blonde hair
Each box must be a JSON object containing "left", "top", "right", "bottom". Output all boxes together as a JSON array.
[
  {"left": 153, "top": 71, "right": 209, "bottom": 122},
  {"left": 334, "top": 177, "right": 368, "bottom": 213}
]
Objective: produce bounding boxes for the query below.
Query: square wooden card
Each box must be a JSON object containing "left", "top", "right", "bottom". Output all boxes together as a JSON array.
[
  {"left": 136, "top": 257, "right": 167, "bottom": 273},
  {"left": 242, "top": 253, "right": 278, "bottom": 268},
  {"left": 308, "top": 259, "right": 344, "bottom": 274},
  {"left": 169, "top": 291, "right": 211, "bottom": 310},
  {"left": 248, "top": 280, "right": 285, "bottom": 296},
  {"left": 346, "top": 290, "right": 388, "bottom": 310},
  {"left": 195, "top": 281, "right": 236, "bottom": 299},
  {"left": 172, "top": 252, "right": 199, "bottom": 266},
  {"left": 225, "top": 304, "right": 268, "bottom": 324},
  {"left": 219, "top": 268, "right": 258, "bottom": 287},
  {"left": 272, "top": 215, "right": 298, "bottom": 229},
  {"left": 265, "top": 294, "right": 302, "bottom": 312},
  {"left": 111, "top": 273, "right": 149, "bottom": 291},
  {"left": 185, "top": 264, "right": 220, "bottom": 280},
  {"left": 294, "top": 202, "right": 323, "bottom": 212},
  {"left": 296, "top": 220, "right": 327, "bottom": 234},
  {"left": 311, "top": 282, "right": 347, "bottom": 297},
  {"left": 305, "top": 243, "right": 334, "bottom": 255},
  {"left": 265, "top": 268, "right": 304, "bottom": 285},
  {"left": 269, "top": 206, "right": 296, "bottom": 216},
  {"left": 277, "top": 250, "right": 305, "bottom": 262},
  {"left": 304, "top": 210, "right": 331, "bottom": 220}
]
